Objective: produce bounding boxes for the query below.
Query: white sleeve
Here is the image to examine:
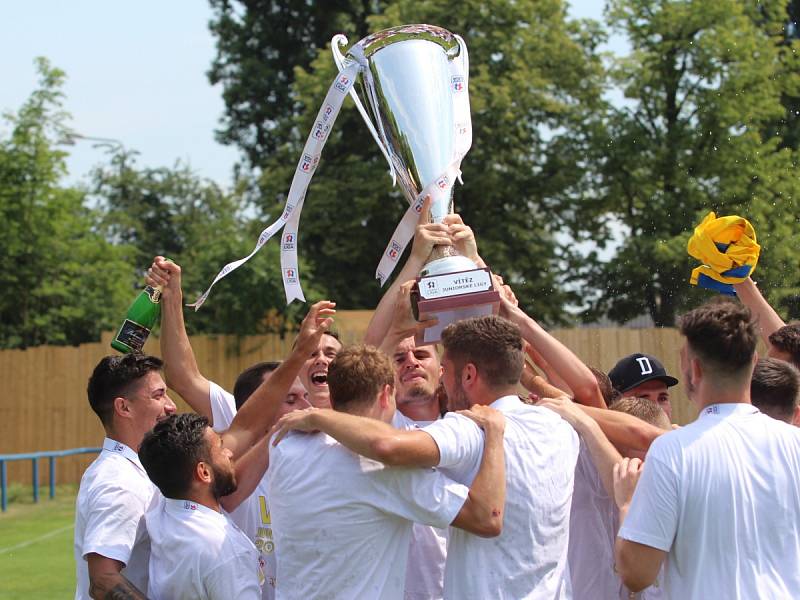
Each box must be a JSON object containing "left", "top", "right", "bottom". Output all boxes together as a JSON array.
[
  {"left": 423, "top": 413, "right": 484, "bottom": 472},
  {"left": 371, "top": 465, "right": 469, "bottom": 529},
  {"left": 617, "top": 450, "right": 680, "bottom": 552},
  {"left": 80, "top": 482, "right": 148, "bottom": 564},
  {"left": 204, "top": 552, "right": 262, "bottom": 600},
  {"left": 209, "top": 381, "right": 237, "bottom": 432}
]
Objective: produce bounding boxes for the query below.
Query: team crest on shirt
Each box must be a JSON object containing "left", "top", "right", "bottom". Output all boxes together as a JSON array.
[
  {"left": 112, "top": 442, "right": 124, "bottom": 452},
  {"left": 183, "top": 501, "right": 198, "bottom": 511}
]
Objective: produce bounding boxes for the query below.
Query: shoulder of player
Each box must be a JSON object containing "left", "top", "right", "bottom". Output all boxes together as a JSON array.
[{"left": 80, "top": 454, "right": 152, "bottom": 499}]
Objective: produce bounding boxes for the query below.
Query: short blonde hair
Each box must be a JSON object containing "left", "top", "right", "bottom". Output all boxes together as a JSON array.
[
  {"left": 610, "top": 396, "right": 671, "bottom": 430},
  {"left": 328, "top": 344, "right": 394, "bottom": 413}
]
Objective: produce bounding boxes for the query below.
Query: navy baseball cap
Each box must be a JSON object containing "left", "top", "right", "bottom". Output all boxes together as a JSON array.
[{"left": 608, "top": 353, "right": 679, "bottom": 393}]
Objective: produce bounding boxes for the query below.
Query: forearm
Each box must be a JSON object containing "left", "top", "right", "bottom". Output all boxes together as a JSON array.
[
  {"left": 364, "top": 260, "right": 424, "bottom": 346},
  {"left": 160, "top": 291, "right": 211, "bottom": 417},
  {"left": 89, "top": 572, "right": 148, "bottom": 600},
  {"left": 225, "top": 350, "right": 305, "bottom": 458},
  {"left": 511, "top": 307, "right": 604, "bottom": 407},
  {"left": 579, "top": 405, "right": 663, "bottom": 451},
  {"left": 223, "top": 438, "right": 269, "bottom": 512},
  {"left": 310, "top": 410, "right": 438, "bottom": 467},
  {"left": 525, "top": 374, "right": 568, "bottom": 400},
  {"left": 733, "top": 277, "right": 785, "bottom": 344},
  {"left": 455, "top": 427, "right": 505, "bottom": 537}
]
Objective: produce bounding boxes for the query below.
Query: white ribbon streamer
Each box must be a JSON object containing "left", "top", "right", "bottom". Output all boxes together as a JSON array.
[{"left": 188, "top": 57, "right": 364, "bottom": 309}]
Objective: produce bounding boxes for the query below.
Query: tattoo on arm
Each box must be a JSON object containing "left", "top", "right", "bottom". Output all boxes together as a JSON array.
[{"left": 90, "top": 579, "right": 149, "bottom": 600}]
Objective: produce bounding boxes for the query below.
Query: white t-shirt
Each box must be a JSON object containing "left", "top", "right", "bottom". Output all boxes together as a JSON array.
[
  {"left": 619, "top": 403, "right": 800, "bottom": 599},
  {"left": 424, "top": 395, "right": 580, "bottom": 600},
  {"left": 146, "top": 496, "right": 262, "bottom": 600},
  {"left": 209, "top": 381, "right": 276, "bottom": 597},
  {"left": 74, "top": 438, "right": 155, "bottom": 599},
  {"left": 393, "top": 412, "right": 449, "bottom": 600},
  {"left": 569, "top": 443, "right": 665, "bottom": 600},
  {"left": 267, "top": 429, "right": 470, "bottom": 600}
]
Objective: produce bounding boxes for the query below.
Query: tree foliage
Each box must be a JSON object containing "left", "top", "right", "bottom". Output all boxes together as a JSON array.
[
  {"left": 0, "top": 58, "right": 134, "bottom": 348},
  {"left": 570, "top": 0, "right": 800, "bottom": 326}
]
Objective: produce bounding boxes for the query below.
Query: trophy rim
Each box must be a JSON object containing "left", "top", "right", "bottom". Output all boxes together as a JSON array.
[{"left": 350, "top": 24, "right": 461, "bottom": 59}]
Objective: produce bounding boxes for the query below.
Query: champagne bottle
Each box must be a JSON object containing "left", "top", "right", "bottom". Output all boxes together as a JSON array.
[{"left": 111, "top": 284, "right": 162, "bottom": 354}]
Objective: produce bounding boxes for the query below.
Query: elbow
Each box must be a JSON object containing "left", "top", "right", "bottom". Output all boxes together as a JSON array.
[
  {"left": 473, "top": 510, "right": 504, "bottom": 538},
  {"left": 573, "top": 381, "right": 605, "bottom": 408},
  {"left": 616, "top": 544, "right": 655, "bottom": 592}
]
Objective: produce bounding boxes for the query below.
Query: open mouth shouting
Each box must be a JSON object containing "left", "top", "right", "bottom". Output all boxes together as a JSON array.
[{"left": 309, "top": 369, "right": 329, "bottom": 388}]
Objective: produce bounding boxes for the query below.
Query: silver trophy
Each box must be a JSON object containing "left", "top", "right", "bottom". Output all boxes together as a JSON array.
[{"left": 332, "top": 24, "right": 500, "bottom": 342}]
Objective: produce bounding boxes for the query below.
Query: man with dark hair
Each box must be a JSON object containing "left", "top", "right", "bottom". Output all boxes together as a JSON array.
[
  {"left": 615, "top": 299, "right": 800, "bottom": 597},
  {"left": 767, "top": 324, "right": 800, "bottom": 369},
  {"left": 300, "top": 330, "right": 342, "bottom": 408},
  {"left": 608, "top": 353, "right": 678, "bottom": 420},
  {"left": 268, "top": 344, "right": 506, "bottom": 600},
  {"left": 148, "top": 257, "right": 310, "bottom": 598},
  {"left": 274, "top": 315, "right": 579, "bottom": 599},
  {"left": 750, "top": 357, "right": 800, "bottom": 425},
  {"left": 140, "top": 413, "right": 261, "bottom": 599},
  {"left": 75, "top": 353, "right": 177, "bottom": 600}
]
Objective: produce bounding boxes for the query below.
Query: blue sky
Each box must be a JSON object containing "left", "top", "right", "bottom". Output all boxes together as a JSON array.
[{"left": 1, "top": 1, "right": 619, "bottom": 187}]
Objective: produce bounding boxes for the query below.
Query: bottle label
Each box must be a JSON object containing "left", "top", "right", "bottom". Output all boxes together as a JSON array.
[
  {"left": 114, "top": 319, "right": 151, "bottom": 352},
  {"left": 144, "top": 285, "right": 162, "bottom": 303}
]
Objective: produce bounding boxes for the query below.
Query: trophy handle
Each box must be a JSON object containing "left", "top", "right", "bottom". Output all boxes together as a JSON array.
[{"left": 331, "top": 34, "right": 397, "bottom": 187}]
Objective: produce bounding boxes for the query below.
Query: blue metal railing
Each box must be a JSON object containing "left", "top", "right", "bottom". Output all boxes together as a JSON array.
[{"left": 0, "top": 447, "right": 101, "bottom": 512}]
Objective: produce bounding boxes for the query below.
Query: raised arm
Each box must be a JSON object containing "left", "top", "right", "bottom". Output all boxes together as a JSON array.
[
  {"left": 364, "top": 196, "right": 450, "bottom": 346},
  {"left": 450, "top": 405, "right": 506, "bottom": 537},
  {"left": 733, "top": 277, "right": 785, "bottom": 346},
  {"left": 500, "top": 296, "right": 605, "bottom": 408},
  {"left": 538, "top": 396, "right": 622, "bottom": 497},
  {"left": 271, "top": 407, "right": 441, "bottom": 468},
  {"left": 578, "top": 405, "right": 664, "bottom": 452},
  {"left": 221, "top": 437, "right": 269, "bottom": 513},
  {"left": 146, "top": 257, "right": 212, "bottom": 420},
  {"left": 222, "top": 301, "right": 335, "bottom": 459}
]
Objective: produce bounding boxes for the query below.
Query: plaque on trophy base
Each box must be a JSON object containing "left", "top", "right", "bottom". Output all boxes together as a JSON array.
[{"left": 411, "top": 266, "right": 501, "bottom": 344}]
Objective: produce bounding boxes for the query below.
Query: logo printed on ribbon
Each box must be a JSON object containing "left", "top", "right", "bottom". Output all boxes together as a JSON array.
[
  {"left": 313, "top": 121, "right": 330, "bottom": 141},
  {"left": 299, "top": 153, "right": 319, "bottom": 174},
  {"left": 285, "top": 268, "right": 298, "bottom": 283},
  {"left": 452, "top": 76, "right": 465, "bottom": 92},
  {"left": 322, "top": 104, "right": 335, "bottom": 123},
  {"left": 387, "top": 240, "right": 402, "bottom": 261},
  {"left": 282, "top": 204, "right": 295, "bottom": 221},
  {"left": 436, "top": 176, "right": 450, "bottom": 190},
  {"left": 282, "top": 233, "right": 295, "bottom": 250},
  {"left": 334, "top": 75, "right": 351, "bottom": 92}
]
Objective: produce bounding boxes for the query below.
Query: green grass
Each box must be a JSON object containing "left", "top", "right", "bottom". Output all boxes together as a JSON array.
[{"left": 0, "top": 485, "right": 77, "bottom": 599}]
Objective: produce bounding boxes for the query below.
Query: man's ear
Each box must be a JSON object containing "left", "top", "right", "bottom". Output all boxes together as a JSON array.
[
  {"left": 113, "top": 396, "right": 131, "bottom": 421},
  {"left": 462, "top": 363, "right": 478, "bottom": 389},
  {"left": 690, "top": 356, "right": 703, "bottom": 386},
  {"left": 379, "top": 383, "right": 393, "bottom": 409},
  {"left": 792, "top": 404, "right": 800, "bottom": 428},
  {"left": 195, "top": 460, "right": 212, "bottom": 485}
]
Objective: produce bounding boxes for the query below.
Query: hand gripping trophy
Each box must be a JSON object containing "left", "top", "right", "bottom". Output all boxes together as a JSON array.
[{"left": 332, "top": 24, "right": 501, "bottom": 343}]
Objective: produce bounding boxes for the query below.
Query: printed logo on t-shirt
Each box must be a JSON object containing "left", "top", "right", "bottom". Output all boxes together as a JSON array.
[
  {"left": 112, "top": 442, "right": 124, "bottom": 453},
  {"left": 183, "top": 501, "right": 198, "bottom": 511},
  {"left": 256, "top": 496, "right": 275, "bottom": 555},
  {"left": 704, "top": 405, "right": 719, "bottom": 415}
]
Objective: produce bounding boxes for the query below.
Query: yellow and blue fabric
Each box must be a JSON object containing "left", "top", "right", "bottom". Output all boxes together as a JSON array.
[{"left": 687, "top": 212, "right": 760, "bottom": 296}]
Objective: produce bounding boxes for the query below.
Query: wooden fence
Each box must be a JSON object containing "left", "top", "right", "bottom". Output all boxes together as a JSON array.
[{"left": 0, "top": 312, "right": 694, "bottom": 485}]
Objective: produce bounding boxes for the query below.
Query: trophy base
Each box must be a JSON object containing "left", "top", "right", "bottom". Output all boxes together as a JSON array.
[{"left": 411, "top": 266, "right": 501, "bottom": 345}]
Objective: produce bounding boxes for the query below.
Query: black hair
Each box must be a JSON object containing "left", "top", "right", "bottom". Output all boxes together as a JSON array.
[{"left": 86, "top": 354, "right": 163, "bottom": 427}]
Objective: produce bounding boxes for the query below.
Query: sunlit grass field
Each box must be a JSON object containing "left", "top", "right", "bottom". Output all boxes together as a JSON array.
[{"left": 0, "top": 485, "right": 77, "bottom": 599}]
